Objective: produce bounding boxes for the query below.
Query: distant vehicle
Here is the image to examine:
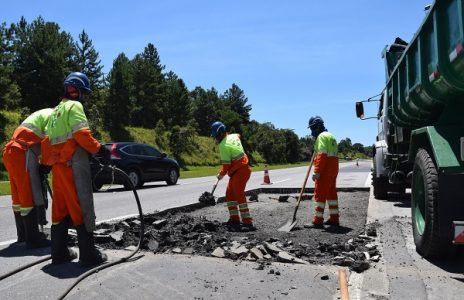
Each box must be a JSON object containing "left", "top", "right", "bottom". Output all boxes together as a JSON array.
[{"left": 91, "top": 142, "right": 180, "bottom": 190}]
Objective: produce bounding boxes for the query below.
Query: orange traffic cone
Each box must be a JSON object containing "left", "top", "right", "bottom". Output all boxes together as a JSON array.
[{"left": 261, "top": 165, "right": 273, "bottom": 185}]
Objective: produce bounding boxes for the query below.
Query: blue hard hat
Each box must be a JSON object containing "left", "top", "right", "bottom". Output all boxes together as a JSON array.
[
  {"left": 308, "top": 115, "right": 324, "bottom": 128},
  {"left": 64, "top": 72, "right": 91, "bottom": 92},
  {"left": 211, "top": 121, "right": 226, "bottom": 138}
]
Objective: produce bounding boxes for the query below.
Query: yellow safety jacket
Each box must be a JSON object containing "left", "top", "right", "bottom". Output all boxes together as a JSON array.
[
  {"left": 313, "top": 131, "right": 339, "bottom": 176},
  {"left": 218, "top": 133, "right": 249, "bottom": 176}
]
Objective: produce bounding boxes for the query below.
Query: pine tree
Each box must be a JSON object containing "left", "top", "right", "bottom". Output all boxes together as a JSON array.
[
  {"left": 131, "top": 43, "right": 164, "bottom": 127},
  {"left": 0, "top": 22, "right": 21, "bottom": 109},
  {"left": 106, "top": 53, "right": 134, "bottom": 129},
  {"left": 12, "top": 17, "right": 77, "bottom": 111}
]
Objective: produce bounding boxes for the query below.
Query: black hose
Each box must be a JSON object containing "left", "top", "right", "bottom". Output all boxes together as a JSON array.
[
  {"left": 0, "top": 255, "right": 52, "bottom": 281},
  {"left": 57, "top": 163, "right": 144, "bottom": 299},
  {"left": 0, "top": 162, "right": 144, "bottom": 298}
]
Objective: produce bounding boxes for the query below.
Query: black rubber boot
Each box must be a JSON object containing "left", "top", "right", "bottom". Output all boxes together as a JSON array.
[
  {"left": 13, "top": 211, "right": 25, "bottom": 242},
  {"left": 76, "top": 225, "right": 107, "bottom": 267},
  {"left": 51, "top": 216, "right": 77, "bottom": 264},
  {"left": 222, "top": 219, "right": 242, "bottom": 232},
  {"left": 23, "top": 208, "right": 50, "bottom": 249},
  {"left": 241, "top": 223, "right": 257, "bottom": 232}
]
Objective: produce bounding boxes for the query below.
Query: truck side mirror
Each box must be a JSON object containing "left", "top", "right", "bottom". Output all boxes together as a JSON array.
[{"left": 356, "top": 102, "right": 365, "bottom": 119}]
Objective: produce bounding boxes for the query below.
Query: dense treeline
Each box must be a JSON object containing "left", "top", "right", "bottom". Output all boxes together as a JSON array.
[{"left": 0, "top": 16, "right": 371, "bottom": 167}]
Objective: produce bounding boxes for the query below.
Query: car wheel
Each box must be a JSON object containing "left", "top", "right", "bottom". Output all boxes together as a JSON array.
[
  {"left": 125, "top": 169, "right": 143, "bottom": 189},
  {"left": 166, "top": 168, "right": 178, "bottom": 185}
]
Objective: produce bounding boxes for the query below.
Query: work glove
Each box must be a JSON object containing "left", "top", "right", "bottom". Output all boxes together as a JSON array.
[
  {"left": 98, "top": 145, "right": 112, "bottom": 165},
  {"left": 312, "top": 173, "right": 321, "bottom": 182},
  {"left": 38, "top": 164, "right": 51, "bottom": 176},
  {"left": 217, "top": 174, "right": 223, "bottom": 180}
]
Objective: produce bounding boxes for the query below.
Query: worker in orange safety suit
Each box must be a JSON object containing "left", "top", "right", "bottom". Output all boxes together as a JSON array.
[
  {"left": 2, "top": 108, "right": 53, "bottom": 248},
  {"left": 308, "top": 116, "right": 339, "bottom": 227},
  {"left": 42, "top": 72, "right": 111, "bottom": 266},
  {"left": 211, "top": 121, "right": 256, "bottom": 232}
]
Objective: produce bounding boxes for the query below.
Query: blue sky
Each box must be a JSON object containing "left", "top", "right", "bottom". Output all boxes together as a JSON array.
[{"left": 3, "top": 1, "right": 431, "bottom": 145}]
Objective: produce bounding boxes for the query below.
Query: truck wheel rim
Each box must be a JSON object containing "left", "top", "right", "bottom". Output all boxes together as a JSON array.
[{"left": 413, "top": 171, "right": 426, "bottom": 235}]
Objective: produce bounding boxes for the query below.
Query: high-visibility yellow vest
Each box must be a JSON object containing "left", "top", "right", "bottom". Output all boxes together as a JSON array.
[
  {"left": 18, "top": 108, "right": 54, "bottom": 139},
  {"left": 314, "top": 131, "right": 338, "bottom": 157},
  {"left": 47, "top": 99, "right": 90, "bottom": 145},
  {"left": 219, "top": 133, "right": 245, "bottom": 164}
]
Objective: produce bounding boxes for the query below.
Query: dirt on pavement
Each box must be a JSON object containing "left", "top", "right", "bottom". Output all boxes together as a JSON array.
[{"left": 89, "top": 190, "right": 379, "bottom": 273}]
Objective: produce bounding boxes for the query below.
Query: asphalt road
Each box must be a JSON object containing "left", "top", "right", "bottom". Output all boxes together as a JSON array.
[
  {"left": 2, "top": 159, "right": 464, "bottom": 299},
  {"left": 0, "top": 160, "right": 370, "bottom": 244}
]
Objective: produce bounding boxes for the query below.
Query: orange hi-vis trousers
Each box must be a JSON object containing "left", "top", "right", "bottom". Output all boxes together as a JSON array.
[
  {"left": 2, "top": 147, "right": 34, "bottom": 215},
  {"left": 313, "top": 174, "right": 338, "bottom": 225},
  {"left": 51, "top": 162, "right": 84, "bottom": 226},
  {"left": 225, "top": 165, "right": 252, "bottom": 224}
]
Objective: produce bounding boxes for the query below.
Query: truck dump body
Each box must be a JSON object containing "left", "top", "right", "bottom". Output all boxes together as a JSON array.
[
  {"left": 358, "top": 0, "right": 464, "bottom": 258},
  {"left": 387, "top": 0, "right": 464, "bottom": 128}
]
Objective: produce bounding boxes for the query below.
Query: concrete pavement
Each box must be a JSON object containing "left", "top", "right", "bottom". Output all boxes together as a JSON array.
[{"left": 0, "top": 190, "right": 370, "bottom": 300}]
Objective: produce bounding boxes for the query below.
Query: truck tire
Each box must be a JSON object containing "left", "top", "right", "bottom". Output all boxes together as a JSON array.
[
  {"left": 411, "top": 148, "right": 448, "bottom": 257},
  {"left": 372, "top": 161, "right": 388, "bottom": 200}
]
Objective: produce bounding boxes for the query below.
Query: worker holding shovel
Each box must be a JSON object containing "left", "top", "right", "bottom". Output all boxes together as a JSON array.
[
  {"left": 308, "top": 116, "right": 339, "bottom": 227},
  {"left": 211, "top": 121, "right": 255, "bottom": 232}
]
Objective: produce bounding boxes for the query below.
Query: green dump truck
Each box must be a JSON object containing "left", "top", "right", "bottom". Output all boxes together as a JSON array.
[{"left": 356, "top": 0, "right": 464, "bottom": 257}]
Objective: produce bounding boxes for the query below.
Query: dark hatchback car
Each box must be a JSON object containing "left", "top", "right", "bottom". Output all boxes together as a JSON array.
[{"left": 91, "top": 142, "right": 180, "bottom": 190}]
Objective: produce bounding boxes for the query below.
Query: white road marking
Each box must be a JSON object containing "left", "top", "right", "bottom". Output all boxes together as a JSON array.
[
  {"left": 364, "top": 172, "right": 372, "bottom": 187},
  {"left": 97, "top": 214, "right": 139, "bottom": 224},
  {"left": 0, "top": 239, "right": 16, "bottom": 246},
  {"left": 271, "top": 178, "right": 291, "bottom": 184}
]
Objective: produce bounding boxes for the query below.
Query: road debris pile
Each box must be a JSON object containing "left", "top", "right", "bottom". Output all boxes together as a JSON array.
[{"left": 89, "top": 191, "right": 378, "bottom": 273}]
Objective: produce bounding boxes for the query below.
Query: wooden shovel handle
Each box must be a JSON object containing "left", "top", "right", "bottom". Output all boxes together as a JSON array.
[{"left": 292, "top": 152, "right": 316, "bottom": 219}]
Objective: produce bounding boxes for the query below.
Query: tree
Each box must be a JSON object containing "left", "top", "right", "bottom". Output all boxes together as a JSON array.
[
  {"left": 190, "top": 87, "right": 222, "bottom": 135},
  {"left": 12, "top": 17, "right": 77, "bottom": 111},
  {"left": 282, "top": 129, "right": 300, "bottom": 163},
  {"left": 160, "top": 71, "right": 191, "bottom": 127},
  {"left": 338, "top": 138, "right": 353, "bottom": 154},
  {"left": 106, "top": 53, "right": 134, "bottom": 129},
  {"left": 75, "top": 30, "right": 105, "bottom": 137},
  {"left": 352, "top": 143, "right": 365, "bottom": 154},
  {"left": 75, "top": 30, "right": 104, "bottom": 90},
  {"left": 131, "top": 43, "right": 164, "bottom": 127},
  {"left": 0, "top": 22, "right": 21, "bottom": 109},
  {"left": 222, "top": 83, "right": 251, "bottom": 124}
]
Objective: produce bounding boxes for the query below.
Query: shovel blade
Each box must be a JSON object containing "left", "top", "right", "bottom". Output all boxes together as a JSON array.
[
  {"left": 199, "top": 192, "right": 216, "bottom": 206},
  {"left": 278, "top": 218, "right": 298, "bottom": 232}
]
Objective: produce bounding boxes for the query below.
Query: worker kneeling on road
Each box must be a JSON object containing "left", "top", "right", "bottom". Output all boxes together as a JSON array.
[
  {"left": 308, "top": 116, "right": 340, "bottom": 227},
  {"left": 42, "top": 72, "right": 111, "bottom": 266},
  {"left": 2, "top": 108, "right": 53, "bottom": 249},
  {"left": 211, "top": 121, "right": 256, "bottom": 232}
]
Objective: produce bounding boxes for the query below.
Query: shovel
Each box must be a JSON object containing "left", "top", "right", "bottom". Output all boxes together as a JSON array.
[
  {"left": 199, "top": 178, "right": 220, "bottom": 206},
  {"left": 278, "top": 153, "right": 315, "bottom": 232}
]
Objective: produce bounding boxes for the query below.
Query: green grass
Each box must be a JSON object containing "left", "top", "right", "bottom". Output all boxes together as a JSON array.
[{"left": 0, "top": 181, "right": 10, "bottom": 196}]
